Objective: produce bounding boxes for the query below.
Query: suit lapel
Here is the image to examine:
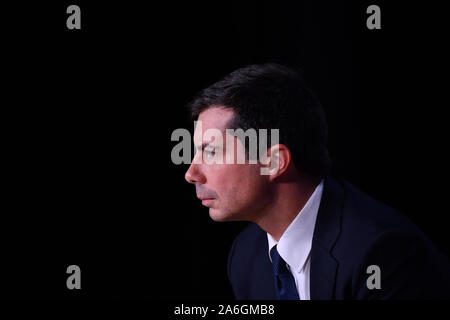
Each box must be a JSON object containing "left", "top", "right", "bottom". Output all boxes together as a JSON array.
[
  {"left": 241, "top": 223, "right": 277, "bottom": 299},
  {"left": 257, "top": 235, "right": 278, "bottom": 299},
  {"left": 310, "top": 176, "right": 344, "bottom": 300}
]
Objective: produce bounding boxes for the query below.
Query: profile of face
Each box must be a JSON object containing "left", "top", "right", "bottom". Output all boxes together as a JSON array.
[{"left": 184, "top": 106, "right": 274, "bottom": 222}]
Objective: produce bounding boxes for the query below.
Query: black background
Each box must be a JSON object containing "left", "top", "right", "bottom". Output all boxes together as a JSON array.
[{"left": 2, "top": 0, "right": 449, "bottom": 300}]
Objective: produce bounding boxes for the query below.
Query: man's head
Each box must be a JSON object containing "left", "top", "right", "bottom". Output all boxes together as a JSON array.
[{"left": 184, "top": 63, "right": 331, "bottom": 222}]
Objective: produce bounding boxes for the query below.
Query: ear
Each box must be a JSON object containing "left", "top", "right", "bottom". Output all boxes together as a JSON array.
[{"left": 260, "top": 144, "right": 291, "bottom": 180}]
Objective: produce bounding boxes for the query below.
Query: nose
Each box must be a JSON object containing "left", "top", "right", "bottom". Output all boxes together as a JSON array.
[{"left": 185, "top": 162, "right": 206, "bottom": 185}]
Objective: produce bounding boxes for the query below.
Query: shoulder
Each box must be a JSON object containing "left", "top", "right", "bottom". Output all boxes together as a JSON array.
[
  {"left": 323, "top": 178, "right": 450, "bottom": 298},
  {"left": 335, "top": 178, "right": 426, "bottom": 250},
  {"left": 316, "top": 177, "right": 446, "bottom": 271}
]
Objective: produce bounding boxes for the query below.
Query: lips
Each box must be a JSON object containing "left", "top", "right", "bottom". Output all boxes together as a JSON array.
[
  {"left": 202, "top": 199, "right": 214, "bottom": 207},
  {"left": 197, "top": 196, "right": 214, "bottom": 201},
  {"left": 198, "top": 197, "right": 215, "bottom": 207}
]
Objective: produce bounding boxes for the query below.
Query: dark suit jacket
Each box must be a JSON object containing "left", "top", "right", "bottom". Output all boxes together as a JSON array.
[{"left": 227, "top": 176, "right": 450, "bottom": 299}]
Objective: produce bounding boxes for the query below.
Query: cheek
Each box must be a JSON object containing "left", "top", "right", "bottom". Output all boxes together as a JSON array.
[
  {"left": 221, "top": 165, "right": 266, "bottom": 205},
  {"left": 208, "top": 165, "right": 243, "bottom": 195}
]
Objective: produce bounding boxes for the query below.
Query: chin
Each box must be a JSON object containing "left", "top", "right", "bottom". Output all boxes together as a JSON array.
[
  {"left": 208, "top": 209, "right": 228, "bottom": 222},
  {"left": 208, "top": 208, "right": 245, "bottom": 222}
]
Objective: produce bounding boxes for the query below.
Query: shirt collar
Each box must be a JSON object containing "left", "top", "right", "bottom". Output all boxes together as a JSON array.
[{"left": 267, "top": 179, "right": 324, "bottom": 273}]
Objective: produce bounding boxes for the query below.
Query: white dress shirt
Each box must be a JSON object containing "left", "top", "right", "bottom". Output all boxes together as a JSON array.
[{"left": 267, "top": 179, "right": 324, "bottom": 300}]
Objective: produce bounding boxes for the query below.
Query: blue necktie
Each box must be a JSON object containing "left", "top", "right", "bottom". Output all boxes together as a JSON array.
[{"left": 270, "top": 245, "right": 300, "bottom": 300}]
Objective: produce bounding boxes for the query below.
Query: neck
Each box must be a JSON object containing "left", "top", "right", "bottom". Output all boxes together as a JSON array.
[{"left": 253, "top": 174, "right": 321, "bottom": 242}]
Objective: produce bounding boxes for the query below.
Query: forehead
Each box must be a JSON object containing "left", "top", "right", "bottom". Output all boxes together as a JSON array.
[{"left": 194, "top": 106, "right": 234, "bottom": 143}]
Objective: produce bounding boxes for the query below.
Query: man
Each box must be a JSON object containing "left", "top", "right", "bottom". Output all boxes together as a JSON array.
[{"left": 184, "top": 63, "right": 450, "bottom": 299}]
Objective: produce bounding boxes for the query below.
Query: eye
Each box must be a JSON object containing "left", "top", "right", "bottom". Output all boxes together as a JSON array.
[{"left": 204, "top": 148, "right": 216, "bottom": 158}]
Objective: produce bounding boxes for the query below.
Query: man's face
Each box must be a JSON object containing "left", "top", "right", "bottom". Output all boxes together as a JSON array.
[{"left": 185, "top": 106, "right": 272, "bottom": 222}]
